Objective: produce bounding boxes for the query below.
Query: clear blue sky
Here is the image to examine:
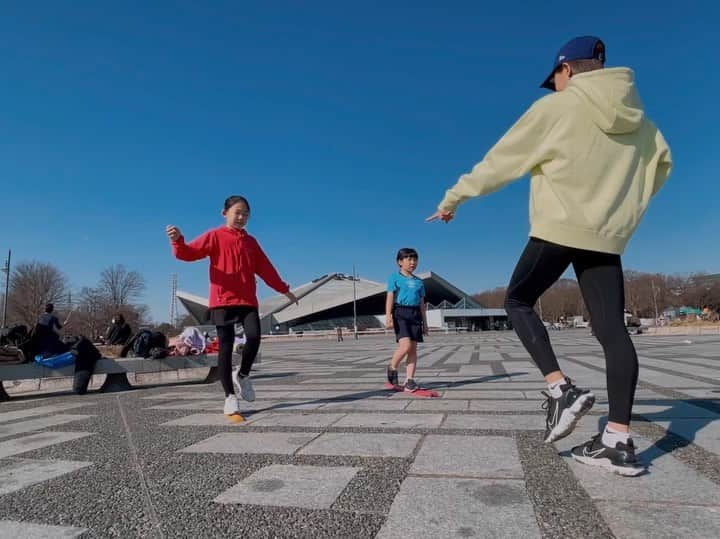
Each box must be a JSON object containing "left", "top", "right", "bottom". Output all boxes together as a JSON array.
[{"left": 1, "top": 1, "right": 718, "bottom": 322}]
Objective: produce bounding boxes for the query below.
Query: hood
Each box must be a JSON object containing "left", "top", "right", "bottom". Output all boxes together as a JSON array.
[{"left": 567, "top": 67, "right": 644, "bottom": 134}]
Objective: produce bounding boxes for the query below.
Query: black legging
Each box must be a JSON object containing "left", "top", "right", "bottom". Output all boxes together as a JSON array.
[
  {"left": 216, "top": 308, "right": 261, "bottom": 396},
  {"left": 504, "top": 238, "right": 638, "bottom": 425}
]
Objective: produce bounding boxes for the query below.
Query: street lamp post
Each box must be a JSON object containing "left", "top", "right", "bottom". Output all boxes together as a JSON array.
[
  {"left": 352, "top": 266, "right": 358, "bottom": 340},
  {"left": 1, "top": 250, "right": 11, "bottom": 328},
  {"left": 651, "top": 279, "right": 659, "bottom": 328}
]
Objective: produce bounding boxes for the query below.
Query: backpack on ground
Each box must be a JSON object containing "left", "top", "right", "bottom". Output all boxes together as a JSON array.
[
  {"left": 122, "top": 330, "right": 168, "bottom": 359},
  {"left": 132, "top": 330, "right": 154, "bottom": 358},
  {"left": 0, "top": 325, "right": 29, "bottom": 347}
]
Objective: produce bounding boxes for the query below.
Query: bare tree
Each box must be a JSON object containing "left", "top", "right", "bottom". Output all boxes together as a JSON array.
[
  {"left": 65, "top": 287, "right": 110, "bottom": 340},
  {"left": 8, "top": 261, "right": 69, "bottom": 326},
  {"left": 474, "top": 280, "right": 585, "bottom": 322},
  {"left": 538, "top": 278, "right": 584, "bottom": 322},
  {"left": 177, "top": 313, "right": 198, "bottom": 328},
  {"left": 681, "top": 273, "right": 720, "bottom": 312},
  {"left": 474, "top": 269, "right": 720, "bottom": 324},
  {"left": 98, "top": 265, "right": 146, "bottom": 309},
  {"left": 473, "top": 287, "right": 507, "bottom": 309},
  {"left": 67, "top": 286, "right": 151, "bottom": 341}
]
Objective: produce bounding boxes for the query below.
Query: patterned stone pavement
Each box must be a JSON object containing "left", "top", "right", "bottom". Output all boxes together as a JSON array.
[{"left": 0, "top": 330, "right": 718, "bottom": 538}]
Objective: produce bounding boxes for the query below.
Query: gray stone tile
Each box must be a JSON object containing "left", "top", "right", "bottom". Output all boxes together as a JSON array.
[
  {"left": 500, "top": 361, "right": 536, "bottom": 370},
  {"left": 149, "top": 400, "right": 325, "bottom": 412},
  {"left": 457, "top": 365, "right": 495, "bottom": 375},
  {"left": 475, "top": 352, "right": 505, "bottom": 362},
  {"left": 411, "top": 435, "right": 524, "bottom": 478},
  {"left": 239, "top": 401, "right": 327, "bottom": 412},
  {"left": 597, "top": 502, "right": 720, "bottom": 539},
  {"left": 320, "top": 400, "right": 408, "bottom": 411},
  {"left": 680, "top": 388, "right": 720, "bottom": 398},
  {"left": 333, "top": 413, "right": 444, "bottom": 429},
  {"left": 291, "top": 383, "right": 381, "bottom": 390},
  {"left": 633, "top": 402, "right": 717, "bottom": 419},
  {"left": 639, "top": 369, "right": 715, "bottom": 388},
  {"left": 654, "top": 419, "right": 720, "bottom": 453},
  {"left": 300, "top": 378, "right": 384, "bottom": 384},
  {"left": 560, "top": 433, "right": 720, "bottom": 504},
  {"left": 376, "top": 478, "right": 540, "bottom": 538},
  {"left": 142, "top": 391, "right": 221, "bottom": 400},
  {"left": 0, "top": 415, "right": 94, "bottom": 439},
  {"left": 0, "top": 459, "right": 92, "bottom": 495},
  {"left": 214, "top": 464, "right": 358, "bottom": 508},
  {"left": 0, "top": 403, "right": 92, "bottom": 424},
  {"left": 146, "top": 400, "right": 220, "bottom": 410},
  {"left": 442, "top": 351, "right": 472, "bottom": 364},
  {"left": 299, "top": 433, "right": 421, "bottom": 457},
  {"left": 463, "top": 382, "right": 576, "bottom": 390},
  {"left": 179, "top": 432, "right": 320, "bottom": 455},
  {"left": 248, "top": 413, "right": 346, "bottom": 428},
  {"left": 442, "top": 390, "right": 527, "bottom": 400},
  {"left": 469, "top": 400, "right": 545, "bottom": 412},
  {"left": 0, "top": 432, "right": 93, "bottom": 459},
  {"left": 282, "top": 390, "right": 384, "bottom": 399},
  {"left": 405, "top": 400, "right": 469, "bottom": 412},
  {"left": 0, "top": 521, "right": 87, "bottom": 538},
  {"left": 442, "top": 414, "right": 597, "bottom": 432},
  {"left": 641, "top": 357, "right": 720, "bottom": 379},
  {"left": 160, "top": 413, "right": 262, "bottom": 427}
]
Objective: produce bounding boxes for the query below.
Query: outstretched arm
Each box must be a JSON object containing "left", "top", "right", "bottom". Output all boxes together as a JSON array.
[
  {"left": 651, "top": 129, "right": 672, "bottom": 197},
  {"left": 167, "top": 225, "right": 213, "bottom": 261},
  {"left": 254, "top": 241, "right": 291, "bottom": 295},
  {"left": 433, "top": 98, "right": 559, "bottom": 217}
]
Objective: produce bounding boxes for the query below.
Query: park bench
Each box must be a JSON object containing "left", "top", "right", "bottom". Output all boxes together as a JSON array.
[{"left": 0, "top": 354, "right": 222, "bottom": 401}]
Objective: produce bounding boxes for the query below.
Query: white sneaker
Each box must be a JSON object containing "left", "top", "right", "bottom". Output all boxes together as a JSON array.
[
  {"left": 223, "top": 394, "right": 240, "bottom": 416},
  {"left": 233, "top": 368, "right": 256, "bottom": 402}
]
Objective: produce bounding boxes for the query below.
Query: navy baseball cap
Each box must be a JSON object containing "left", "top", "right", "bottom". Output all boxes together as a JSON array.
[{"left": 540, "top": 36, "right": 606, "bottom": 90}]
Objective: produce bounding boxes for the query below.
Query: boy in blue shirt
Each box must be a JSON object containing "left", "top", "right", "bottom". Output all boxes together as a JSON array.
[{"left": 385, "top": 248, "right": 429, "bottom": 392}]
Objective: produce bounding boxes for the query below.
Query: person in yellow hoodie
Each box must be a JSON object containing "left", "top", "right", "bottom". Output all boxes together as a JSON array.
[{"left": 427, "top": 36, "right": 671, "bottom": 476}]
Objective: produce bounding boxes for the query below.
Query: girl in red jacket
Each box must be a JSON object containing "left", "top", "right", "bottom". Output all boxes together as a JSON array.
[{"left": 166, "top": 195, "right": 298, "bottom": 421}]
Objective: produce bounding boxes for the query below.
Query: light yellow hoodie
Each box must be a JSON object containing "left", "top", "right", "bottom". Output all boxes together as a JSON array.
[{"left": 438, "top": 67, "right": 672, "bottom": 254}]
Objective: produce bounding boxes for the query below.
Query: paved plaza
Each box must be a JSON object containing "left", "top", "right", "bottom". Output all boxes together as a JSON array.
[{"left": 0, "top": 330, "right": 719, "bottom": 538}]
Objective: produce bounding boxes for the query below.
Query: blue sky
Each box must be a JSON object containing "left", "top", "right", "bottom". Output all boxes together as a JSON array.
[{"left": 1, "top": 1, "right": 718, "bottom": 322}]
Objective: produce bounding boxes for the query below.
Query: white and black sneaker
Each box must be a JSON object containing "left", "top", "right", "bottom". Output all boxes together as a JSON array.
[
  {"left": 232, "top": 368, "right": 256, "bottom": 402},
  {"left": 223, "top": 394, "right": 241, "bottom": 416},
  {"left": 571, "top": 433, "right": 646, "bottom": 476},
  {"left": 541, "top": 378, "right": 595, "bottom": 443}
]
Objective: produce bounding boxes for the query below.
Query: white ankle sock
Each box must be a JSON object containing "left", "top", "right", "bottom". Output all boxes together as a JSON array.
[
  {"left": 602, "top": 427, "right": 629, "bottom": 447},
  {"left": 547, "top": 379, "right": 565, "bottom": 399}
]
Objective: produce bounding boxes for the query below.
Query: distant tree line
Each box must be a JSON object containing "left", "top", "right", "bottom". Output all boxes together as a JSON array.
[
  {"left": 474, "top": 271, "right": 720, "bottom": 323},
  {"left": 0, "top": 260, "right": 190, "bottom": 338}
]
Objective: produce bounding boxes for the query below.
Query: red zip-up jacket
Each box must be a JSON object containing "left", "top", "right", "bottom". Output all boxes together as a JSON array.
[{"left": 171, "top": 226, "right": 289, "bottom": 309}]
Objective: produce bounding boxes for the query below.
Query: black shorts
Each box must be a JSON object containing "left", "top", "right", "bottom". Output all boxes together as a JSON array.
[
  {"left": 208, "top": 305, "right": 259, "bottom": 327},
  {"left": 393, "top": 305, "right": 423, "bottom": 343}
]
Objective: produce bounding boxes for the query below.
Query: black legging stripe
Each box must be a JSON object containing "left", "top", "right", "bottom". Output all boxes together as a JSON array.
[
  {"left": 216, "top": 307, "right": 261, "bottom": 396},
  {"left": 504, "top": 238, "right": 639, "bottom": 425}
]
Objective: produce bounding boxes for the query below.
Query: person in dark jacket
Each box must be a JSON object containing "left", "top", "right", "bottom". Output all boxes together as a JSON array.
[
  {"left": 105, "top": 314, "right": 132, "bottom": 345},
  {"left": 34, "top": 303, "right": 68, "bottom": 357}
]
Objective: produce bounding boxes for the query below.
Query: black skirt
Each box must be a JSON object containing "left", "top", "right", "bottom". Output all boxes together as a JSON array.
[{"left": 208, "top": 305, "right": 259, "bottom": 327}]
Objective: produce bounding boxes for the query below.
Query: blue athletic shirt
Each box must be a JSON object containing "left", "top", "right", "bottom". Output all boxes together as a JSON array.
[{"left": 387, "top": 271, "right": 425, "bottom": 306}]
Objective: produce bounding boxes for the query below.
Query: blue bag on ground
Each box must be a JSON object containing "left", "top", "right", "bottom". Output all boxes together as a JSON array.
[{"left": 35, "top": 351, "right": 75, "bottom": 369}]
